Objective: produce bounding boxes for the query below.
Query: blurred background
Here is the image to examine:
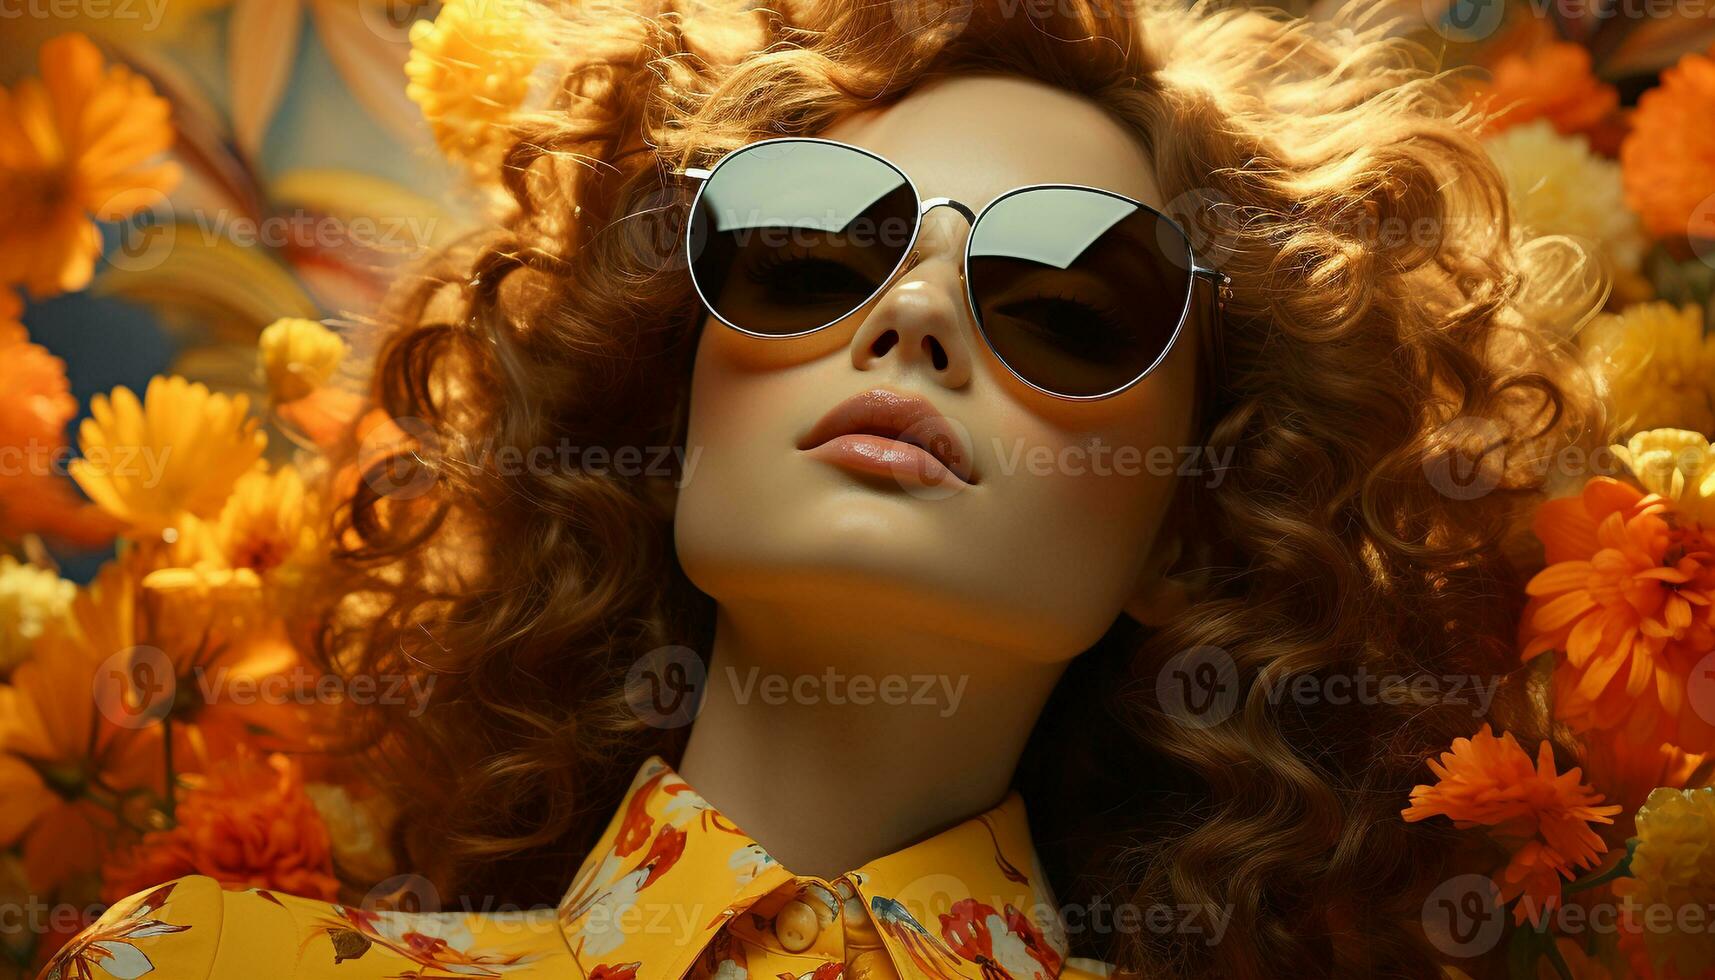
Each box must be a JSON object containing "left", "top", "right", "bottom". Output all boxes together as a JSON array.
[{"left": 1, "top": 0, "right": 471, "bottom": 581}]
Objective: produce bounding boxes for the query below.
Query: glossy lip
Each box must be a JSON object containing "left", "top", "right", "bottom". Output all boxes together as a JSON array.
[{"left": 798, "top": 388, "right": 977, "bottom": 487}]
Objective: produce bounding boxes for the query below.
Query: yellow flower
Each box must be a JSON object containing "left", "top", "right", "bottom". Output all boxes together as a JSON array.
[
  {"left": 405, "top": 0, "right": 543, "bottom": 175},
  {"left": 69, "top": 376, "right": 267, "bottom": 537},
  {"left": 0, "top": 555, "right": 75, "bottom": 675},
  {"left": 259, "top": 317, "right": 347, "bottom": 403},
  {"left": 1615, "top": 429, "right": 1715, "bottom": 530},
  {"left": 1580, "top": 302, "right": 1715, "bottom": 436},
  {"left": 0, "top": 33, "right": 180, "bottom": 298},
  {"left": 1613, "top": 787, "right": 1715, "bottom": 978},
  {"left": 1486, "top": 120, "right": 1646, "bottom": 281},
  {"left": 192, "top": 465, "right": 324, "bottom": 619}
]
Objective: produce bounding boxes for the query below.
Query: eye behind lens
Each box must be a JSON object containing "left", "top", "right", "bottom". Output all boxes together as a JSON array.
[
  {"left": 688, "top": 139, "right": 921, "bottom": 337},
  {"left": 967, "top": 185, "right": 1195, "bottom": 399}
]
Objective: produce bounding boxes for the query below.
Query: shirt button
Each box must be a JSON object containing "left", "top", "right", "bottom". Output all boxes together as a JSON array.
[{"left": 774, "top": 899, "right": 820, "bottom": 952}]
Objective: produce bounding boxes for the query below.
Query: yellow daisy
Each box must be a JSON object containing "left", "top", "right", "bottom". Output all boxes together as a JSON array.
[
  {"left": 1614, "top": 428, "right": 1715, "bottom": 529},
  {"left": 0, "top": 555, "right": 75, "bottom": 676},
  {"left": 1580, "top": 302, "right": 1715, "bottom": 436},
  {"left": 68, "top": 376, "right": 266, "bottom": 538},
  {"left": 205, "top": 465, "right": 324, "bottom": 612},
  {"left": 405, "top": 0, "right": 544, "bottom": 176},
  {"left": 259, "top": 317, "right": 347, "bottom": 403}
]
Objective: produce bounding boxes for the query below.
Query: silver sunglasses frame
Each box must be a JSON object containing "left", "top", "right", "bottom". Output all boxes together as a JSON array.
[{"left": 681, "top": 136, "right": 1228, "bottom": 402}]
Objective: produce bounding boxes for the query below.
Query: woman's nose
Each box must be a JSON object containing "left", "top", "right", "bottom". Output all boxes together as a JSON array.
[{"left": 847, "top": 219, "right": 975, "bottom": 391}]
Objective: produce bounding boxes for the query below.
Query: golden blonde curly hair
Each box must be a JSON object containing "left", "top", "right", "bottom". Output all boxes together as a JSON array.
[{"left": 317, "top": 1, "right": 1595, "bottom": 976}]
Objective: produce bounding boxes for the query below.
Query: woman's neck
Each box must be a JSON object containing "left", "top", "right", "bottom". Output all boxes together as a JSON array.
[{"left": 677, "top": 601, "right": 1068, "bottom": 879}]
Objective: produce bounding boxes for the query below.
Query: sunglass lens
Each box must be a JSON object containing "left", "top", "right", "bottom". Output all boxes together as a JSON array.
[
  {"left": 967, "top": 188, "right": 1195, "bottom": 398},
  {"left": 689, "top": 140, "right": 918, "bottom": 337}
]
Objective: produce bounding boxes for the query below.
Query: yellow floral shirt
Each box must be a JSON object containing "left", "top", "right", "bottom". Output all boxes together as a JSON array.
[{"left": 45, "top": 757, "right": 1113, "bottom": 980}]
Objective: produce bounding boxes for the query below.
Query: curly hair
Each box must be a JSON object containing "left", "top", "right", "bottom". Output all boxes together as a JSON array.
[{"left": 316, "top": 1, "right": 1596, "bottom": 976}]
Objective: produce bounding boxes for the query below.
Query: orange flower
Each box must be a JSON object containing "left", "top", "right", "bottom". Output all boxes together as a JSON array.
[
  {"left": 0, "top": 294, "right": 119, "bottom": 548},
  {"left": 102, "top": 749, "right": 339, "bottom": 903},
  {"left": 0, "top": 559, "right": 164, "bottom": 893},
  {"left": 0, "top": 33, "right": 180, "bottom": 298},
  {"left": 1521, "top": 477, "right": 1715, "bottom": 753},
  {"left": 1580, "top": 733, "right": 1706, "bottom": 828},
  {"left": 1471, "top": 42, "right": 1622, "bottom": 151},
  {"left": 1403, "top": 725, "right": 1621, "bottom": 924},
  {"left": 1621, "top": 46, "right": 1715, "bottom": 242}
]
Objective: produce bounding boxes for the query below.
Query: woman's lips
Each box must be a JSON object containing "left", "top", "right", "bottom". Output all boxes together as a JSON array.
[{"left": 798, "top": 388, "right": 976, "bottom": 488}]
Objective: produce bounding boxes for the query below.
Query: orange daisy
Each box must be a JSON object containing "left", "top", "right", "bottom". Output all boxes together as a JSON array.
[
  {"left": 1470, "top": 42, "right": 1622, "bottom": 153},
  {"left": 1521, "top": 477, "right": 1715, "bottom": 753},
  {"left": 1403, "top": 725, "right": 1621, "bottom": 924},
  {"left": 1620, "top": 45, "right": 1715, "bottom": 242},
  {"left": 0, "top": 33, "right": 180, "bottom": 298}
]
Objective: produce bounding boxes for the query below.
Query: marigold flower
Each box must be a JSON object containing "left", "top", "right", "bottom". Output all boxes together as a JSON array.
[
  {"left": 1580, "top": 303, "right": 1715, "bottom": 437},
  {"left": 405, "top": 0, "right": 543, "bottom": 176},
  {"left": 259, "top": 317, "right": 347, "bottom": 404},
  {"left": 209, "top": 465, "right": 324, "bottom": 579},
  {"left": 1522, "top": 477, "right": 1715, "bottom": 753},
  {"left": 69, "top": 376, "right": 266, "bottom": 538},
  {"left": 1616, "top": 429, "right": 1715, "bottom": 531},
  {"left": 0, "top": 554, "right": 74, "bottom": 676},
  {"left": 1403, "top": 725, "right": 1621, "bottom": 924},
  {"left": 101, "top": 749, "right": 339, "bottom": 903},
  {"left": 0, "top": 301, "right": 117, "bottom": 547},
  {"left": 1486, "top": 120, "right": 1645, "bottom": 280},
  {"left": 0, "top": 33, "right": 181, "bottom": 297},
  {"left": 1620, "top": 47, "right": 1715, "bottom": 242},
  {"left": 1470, "top": 42, "right": 1620, "bottom": 148},
  {"left": 1613, "top": 787, "right": 1715, "bottom": 979}
]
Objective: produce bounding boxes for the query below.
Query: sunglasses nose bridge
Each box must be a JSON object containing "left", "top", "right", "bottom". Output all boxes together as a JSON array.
[{"left": 919, "top": 197, "right": 977, "bottom": 226}]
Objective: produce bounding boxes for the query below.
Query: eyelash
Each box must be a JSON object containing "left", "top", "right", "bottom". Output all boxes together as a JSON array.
[{"left": 744, "top": 244, "right": 841, "bottom": 280}]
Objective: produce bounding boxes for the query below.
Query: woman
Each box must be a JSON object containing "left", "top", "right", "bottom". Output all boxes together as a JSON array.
[{"left": 47, "top": 0, "right": 1591, "bottom": 977}]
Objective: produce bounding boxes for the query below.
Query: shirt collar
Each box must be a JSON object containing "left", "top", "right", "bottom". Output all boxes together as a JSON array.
[{"left": 557, "top": 756, "right": 1070, "bottom": 980}]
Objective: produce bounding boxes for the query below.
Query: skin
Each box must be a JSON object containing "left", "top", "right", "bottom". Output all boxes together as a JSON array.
[{"left": 673, "top": 73, "right": 1200, "bottom": 878}]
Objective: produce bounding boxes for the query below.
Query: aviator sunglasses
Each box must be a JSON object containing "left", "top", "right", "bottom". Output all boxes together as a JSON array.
[{"left": 682, "top": 137, "right": 1228, "bottom": 400}]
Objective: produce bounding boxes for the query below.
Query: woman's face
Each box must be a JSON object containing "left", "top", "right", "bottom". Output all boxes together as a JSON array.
[{"left": 674, "top": 73, "right": 1199, "bottom": 662}]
